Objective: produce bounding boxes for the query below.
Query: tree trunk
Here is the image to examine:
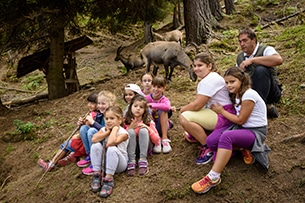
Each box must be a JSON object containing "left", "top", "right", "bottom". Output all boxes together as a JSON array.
[
  {"left": 173, "top": 0, "right": 182, "bottom": 29},
  {"left": 224, "top": 0, "right": 236, "bottom": 15},
  {"left": 209, "top": 0, "right": 223, "bottom": 20},
  {"left": 47, "top": 13, "right": 67, "bottom": 100},
  {"left": 144, "top": 21, "right": 153, "bottom": 44},
  {"left": 183, "top": 0, "right": 213, "bottom": 45}
]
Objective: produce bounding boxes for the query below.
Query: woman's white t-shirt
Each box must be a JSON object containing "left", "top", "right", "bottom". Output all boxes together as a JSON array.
[{"left": 197, "top": 72, "right": 231, "bottom": 108}]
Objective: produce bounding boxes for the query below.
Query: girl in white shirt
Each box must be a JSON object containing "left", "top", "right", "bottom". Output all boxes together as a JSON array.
[
  {"left": 191, "top": 67, "right": 270, "bottom": 194},
  {"left": 179, "top": 52, "right": 235, "bottom": 165}
]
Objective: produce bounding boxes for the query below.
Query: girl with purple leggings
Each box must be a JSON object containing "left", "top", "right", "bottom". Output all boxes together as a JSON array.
[{"left": 191, "top": 67, "right": 270, "bottom": 194}]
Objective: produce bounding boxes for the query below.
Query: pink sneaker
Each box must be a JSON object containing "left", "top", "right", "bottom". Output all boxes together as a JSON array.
[
  {"left": 162, "top": 139, "right": 172, "bottom": 153},
  {"left": 184, "top": 131, "right": 198, "bottom": 143},
  {"left": 77, "top": 155, "right": 90, "bottom": 167},
  {"left": 37, "top": 158, "right": 54, "bottom": 171},
  {"left": 57, "top": 154, "right": 78, "bottom": 167},
  {"left": 168, "top": 120, "right": 174, "bottom": 130},
  {"left": 82, "top": 165, "right": 93, "bottom": 175},
  {"left": 153, "top": 139, "right": 162, "bottom": 153}
]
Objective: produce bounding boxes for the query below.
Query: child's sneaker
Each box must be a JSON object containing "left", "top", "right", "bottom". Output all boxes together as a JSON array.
[
  {"left": 91, "top": 173, "right": 101, "bottom": 192},
  {"left": 99, "top": 177, "right": 114, "bottom": 198},
  {"left": 191, "top": 175, "right": 221, "bottom": 194},
  {"left": 37, "top": 159, "right": 54, "bottom": 172},
  {"left": 57, "top": 154, "right": 78, "bottom": 167},
  {"left": 77, "top": 155, "right": 90, "bottom": 167},
  {"left": 162, "top": 139, "right": 172, "bottom": 153},
  {"left": 168, "top": 119, "right": 174, "bottom": 130},
  {"left": 126, "top": 162, "right": 136, "bottom": 176},
  {"left": 241, "top": 149, "right": 255, "bottom": 164},
  {"left": 82, "top": 165, "right": 93, "bottom": 175},
  {"left": 138, "top": 160, "right": 149, "bottom": 176},
  {"left": 196, "top": 146, "right": 213, "bottom": 165},
  {"left": 153, "top": 139, "right": 162, "bottom": 153},
  {"left": 183, "top": 131, "right": 198, "bottom": 143}
]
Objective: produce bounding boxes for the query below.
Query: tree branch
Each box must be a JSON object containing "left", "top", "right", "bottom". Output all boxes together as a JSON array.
[{"left": 261, "top": 9, "right": 305, "bottom": 29}]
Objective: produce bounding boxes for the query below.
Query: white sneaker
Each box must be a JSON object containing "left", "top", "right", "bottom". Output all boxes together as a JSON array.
[
  {"left": 162, "top": 139, "right": 172, "bottom": 153},
  {"left": 153, "top": 139, "right": 162, "bottom": 153}
]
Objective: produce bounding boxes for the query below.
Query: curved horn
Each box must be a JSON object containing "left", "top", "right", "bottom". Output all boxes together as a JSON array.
[{"left": 116, "top": 45, "right": 123, "bottom": 54}]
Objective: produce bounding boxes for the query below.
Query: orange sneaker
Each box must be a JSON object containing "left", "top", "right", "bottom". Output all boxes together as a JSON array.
[
  {"left": 191, "top": 175, "right": 221, "bottom": 194},
  {"left": 241, "top": 149, "right": 255, "bottom": 164}
]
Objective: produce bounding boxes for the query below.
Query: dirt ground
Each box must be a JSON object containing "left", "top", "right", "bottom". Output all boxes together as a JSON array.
[{"left": 1, "top": 1, "right": 305, "bottom": 203}]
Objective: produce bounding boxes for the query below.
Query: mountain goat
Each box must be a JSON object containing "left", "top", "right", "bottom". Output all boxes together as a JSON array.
[
  {"left": 115, "top": 45, "right": 144, "bottom": 72},
  {"left": 141, "top": 41, "right": 197, "bottom": 82},
  {"left": 152, "top": 30, "right": 183, "bottom": 44}
]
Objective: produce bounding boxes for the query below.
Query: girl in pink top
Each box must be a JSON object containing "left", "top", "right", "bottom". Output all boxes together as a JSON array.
[
  {"left": 125, "top": 95, "right": 159, "bottom": 176},
  {"left": 145, "top": 76, "right": 173, "bottom": 154}
]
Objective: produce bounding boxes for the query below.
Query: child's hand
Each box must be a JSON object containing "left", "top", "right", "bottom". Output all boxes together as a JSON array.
[
  {"left": 139, "top": 123, "right": 149, "bottom": 129},
  {"left": 77, "top": 117, "right": 85, "bottom": 126},
  {"left": 171, "top": 106, "right": 177, "bottom": 112},
  {"left": 210, "top": 103, "right": 224, "bottom": 114},
  {"left": 85, "top": 114, "right": 94, "bottom": 125},
  {"left": 128, "top": 119, "right": 138, "bottom": 129},
  {"left": 105, "top": 127, "right": 111, "bottom": 134}
]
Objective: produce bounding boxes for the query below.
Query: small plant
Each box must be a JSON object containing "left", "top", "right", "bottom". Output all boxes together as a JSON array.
[
  {"left": 5, "top": 143, "right": 15, "bottom": 155},
  {"left": 299, "top": 177, "right": 305, "bottom": 187},
  {"left": 1, "top": 143, "right": 15, "bottom": 159},
  {"left": 33, "top": 152, "right": 39, "bottom": 160},
  {"left": 21, "top": 74, "right": 44, "bottom": 91},
  {"left": 13, "top": 119, "right": 34, "bottom": 134}
]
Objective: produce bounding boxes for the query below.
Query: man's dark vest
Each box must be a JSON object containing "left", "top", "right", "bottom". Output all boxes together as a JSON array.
[{"left": 236, "top": 45, "right": 280, "bottom": 85}]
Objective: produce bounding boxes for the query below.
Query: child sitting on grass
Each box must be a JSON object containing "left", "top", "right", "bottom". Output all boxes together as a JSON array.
[
  {"left": 125, "top": 95, "right": 160, "bottom": 176},
  {"left": 77, "top": 91, "right": 117, "bottom": 175},
  {"left": 37, "top": 92, "right": 98, "bottom": 171},
  {"left": 145, "top": 76, "right": 173, "bottom": 153},
  {"left": 90, "top": 106, "right": 129, "bottom": 198}
]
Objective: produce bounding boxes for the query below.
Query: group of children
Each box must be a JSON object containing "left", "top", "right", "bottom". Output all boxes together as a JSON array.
[
  {"left": 38, "top": 51, "right": 271, "bottom": 197},
  {"left": 38, "top": 73, "right": 175, "bottom": 198}
]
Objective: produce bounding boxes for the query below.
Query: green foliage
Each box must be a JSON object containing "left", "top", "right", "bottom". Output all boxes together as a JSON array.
[
  {"left": 277, "top": 25, "right": 305, "bottom": 52},
  {"left": 21, "top": 74, "right": 44, "bottom": 91},
  {"left": 209, "top": 41, "right": 237, "bottom": 52},
  {"left": 89, "top": 0, "right": 171, "bottom": 34},
  {"left": 256, "top": 0, "right": 280, "bottom": 6},
  {"left": 33, "top": 151, "right": 39, "bottom": 160},
  {"left": 1, "top": 143, "right": 15, "bottom": 159},
  {"left": 222, "top": 30, "right": 238, "bottom": 39},
  {"left": 5, "top": 144, "right": 15, "bottom": 156},
  {"left": 117, "top": 66, "right": 128, "bottom": 75},
  {"left": 299, "top": 177, "right": 305, "bottom": 187},
  {"left": 250, "top": 15, "right": 259, "bottom": 26},
  {"left": 273, "top": 25, "right": 305, "bottom": 115},
  {"left": 13, "top": 119, "right": 34, "bottom": 134},
  {"left": 38, "top": 119, "right": 55, "bottom": 129},
  {"left": 274, "top": 6, "right": 297, "bottom": 16}
]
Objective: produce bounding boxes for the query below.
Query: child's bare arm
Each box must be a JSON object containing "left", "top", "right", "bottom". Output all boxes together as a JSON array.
[
  {"left": 107, "top": 126, "right": 128, "bottom": 147},
  {"left": 92, "top": 128, "right": 110, "bottom": 143}
]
